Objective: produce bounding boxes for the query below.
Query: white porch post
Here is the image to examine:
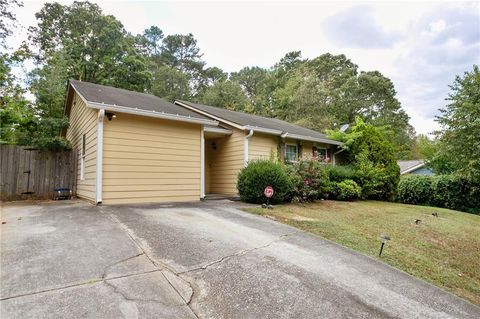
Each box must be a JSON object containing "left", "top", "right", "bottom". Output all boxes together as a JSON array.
[
  {"left": 96, "top": 109, "right": 105, "bottom": 204},
  {"left": 200, "top": 126, "right": 205, "bottom": 199}
]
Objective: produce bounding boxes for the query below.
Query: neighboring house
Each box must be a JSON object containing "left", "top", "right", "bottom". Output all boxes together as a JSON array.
[
  {"left": 64, "top": 80, "right": 342, "bottom": 205},
  {"left": 397, "top": 160, "right": 434, "bottom": 175}
]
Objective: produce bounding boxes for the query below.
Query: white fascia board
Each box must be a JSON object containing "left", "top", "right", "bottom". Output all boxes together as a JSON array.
[
  {"left": 204, "top": 126, "right": 232, "bottom": 135},
  {"left": 244, "top": 125, "right": 343, "bottom": 146},
  {"left": 175, "top": 101, "right": 243, "bottom": 129},
  {"left": 87, "top": 102, "right": 218, "bottom": 126},
  {"left": 287, "top": 133, "right": 343, "bottom": 146}
]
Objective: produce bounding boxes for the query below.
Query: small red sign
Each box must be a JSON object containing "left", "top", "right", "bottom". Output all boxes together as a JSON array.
[{"left": 264, "top": 186, "right": 274, "bottom": 198}]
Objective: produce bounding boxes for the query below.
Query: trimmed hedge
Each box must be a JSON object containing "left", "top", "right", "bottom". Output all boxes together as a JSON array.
[
  {"left": 397, "top": 175, "right": 480, "bottom": 214},
  {"left": 396, "top": 175, "right": 435, "bottom": 205},
  {"left": 237, "top": 160, "right": 292, "bottom": 204}
]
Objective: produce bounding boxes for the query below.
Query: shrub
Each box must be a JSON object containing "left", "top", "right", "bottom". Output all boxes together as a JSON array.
[
  {"left": 237, "top": 160, "right": 292, "bottom": 204},
  {"left": 327, "top": 118, "right": 400, "bottom": 200},
  {"left": 396, "top": 175, "right": 435, "bottom": 205},
  {"left": 332, "top": 179, "right": 362, "bottom": 201},
  {"left": 323, "top": 165, "right": 358, "bottom": 183},
  {"left": 287, "top": 160, "right": 331, "bottom": 202},
  {"left": 432, "top": 175, "right": 480, "bottom": 213},
  {"left": 397, "top": 174, "right": 480, "bottom": 214}
]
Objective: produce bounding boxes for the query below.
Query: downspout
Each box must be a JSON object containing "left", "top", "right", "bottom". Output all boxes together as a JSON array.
[
  {"left": 200, "top": 126, "right": 205, "bottom": 200},
  {"left": 96, "top": 109, "right": 105, "bottom": 204},
  {"left": 244, "top": 129, "right": 254, "bottom": 167},
  {"left": 280, "top": 132, "right": 288, "bottom": 162}
]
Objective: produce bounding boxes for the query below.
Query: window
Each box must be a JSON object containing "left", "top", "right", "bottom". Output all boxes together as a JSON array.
[
  {"left": 285, "top": 144, "right": 298, "bottom": 162},
  {"left": 313, "top": 147, "right": 329, "bottom": 162},
  {"left": 80, "top": 134, "right": 86, "bottom": 180},
  {"left": 317, "top": 148, "right": 327, "bottom": 160}
]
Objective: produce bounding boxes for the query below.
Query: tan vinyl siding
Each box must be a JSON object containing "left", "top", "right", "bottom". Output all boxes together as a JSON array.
[
  {"left": 248, "top": 133, "right": 278, "bottom": 161},
  {"left": 300, "top": 141, "right": 315, "bottom": 159},
  {"left": 297, "top": 141, "right": 334, "bottom": 163},
  {"left": 205, "top": 127, "right": 244, "bottom": 195},
  {"left": 102, "top": 113, "right": 201, "bottom": 204},
  {"left": 66, "top": 92, "right": 98, "bottom": 202}
]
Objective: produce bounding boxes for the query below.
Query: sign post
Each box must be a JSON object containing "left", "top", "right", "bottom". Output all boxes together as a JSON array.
[{"left": 263, "top": 186, "right": 274, "bottom": 209}]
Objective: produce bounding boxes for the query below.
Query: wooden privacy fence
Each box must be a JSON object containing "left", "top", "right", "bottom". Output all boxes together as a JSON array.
[{"left": 0, "top": 145, "right": 77, "bottom": 201}]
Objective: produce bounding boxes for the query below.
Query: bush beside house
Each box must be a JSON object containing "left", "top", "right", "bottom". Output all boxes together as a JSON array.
[
  {"left": 287, "top": 160, "right": 331, "bottom": 202},
  {"left": 237, "top": 160, "right": 292, "bottom": 204},
  {"left": 237, "top": 159, "right": 364, "bottom": 203}
]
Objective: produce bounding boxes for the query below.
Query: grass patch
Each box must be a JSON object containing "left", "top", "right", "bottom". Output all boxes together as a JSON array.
[{"left": 245, "top": 200, "right": 480, "bottom": 305}]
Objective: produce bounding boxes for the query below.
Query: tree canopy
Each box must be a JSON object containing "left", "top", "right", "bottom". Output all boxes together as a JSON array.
[
  {"left": 0, "top": 0, "right": 450, "bottom": 162},
  {"left": 433, "top": 65, "right": 480, "bottom": 179}
]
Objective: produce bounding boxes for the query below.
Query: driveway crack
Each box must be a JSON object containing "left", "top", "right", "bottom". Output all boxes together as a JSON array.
[
  {"left": 99, "top": 207, "right": 201, "bottom": 318},
  {"left": 102, "top": 278, "right": 184, "bottom": 307},
  {"left": 101, "top": 252, "right": 145, "bottom": 279},
  {"left": 179, "top": 231, "right": 298, "bottom": 275},
  {"left": 99, "top": 207, "right": 297, "bottom": 319}
]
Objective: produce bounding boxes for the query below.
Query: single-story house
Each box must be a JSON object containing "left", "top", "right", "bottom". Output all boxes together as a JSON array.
[
  {"left": 64, "top": 80, "right": 343, "bottom": 205},
  {"left": 397, "top": 160, "right": 434, "bottom": 175}
]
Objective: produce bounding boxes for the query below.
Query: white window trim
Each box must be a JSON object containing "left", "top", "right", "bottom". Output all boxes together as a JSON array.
[{"left": 285, "top": 143, "right": 298, "bottom": 162}]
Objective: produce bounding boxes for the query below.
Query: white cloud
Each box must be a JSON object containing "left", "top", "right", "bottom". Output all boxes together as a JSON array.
[{"left": 429, "top": 19, "right": 447, "bottom": 32}]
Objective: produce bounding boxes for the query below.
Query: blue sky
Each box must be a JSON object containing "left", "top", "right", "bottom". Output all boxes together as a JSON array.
[{"left": 14, "top": 0, "right": 480, "bottom": 135}]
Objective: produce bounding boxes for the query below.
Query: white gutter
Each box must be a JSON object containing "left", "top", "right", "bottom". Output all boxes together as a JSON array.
[
  {"left": 287, "top": 133, "right": 343, "bottom": 146},
  {"left": 96, "top": 109, "right": 105, "bottom": 204},
  {"left": 401, "top": 163, "right": 426, "bottom": 175},
  {"left": 280, "top": 132, "right": 289, "bottom": 139},
  {"left": 87, "top": 102, "right": 218, "bottom": 126},
  {"left": 244, "top": 129, "right": 254, "bottom": 167},
  {"left": 203, "top": 126, "right": 232, "bottom": 135},
  {"left": 244, "top": 125, "right": 280, "bottom": 136},
  {"left": 200, "top": 126, "right": 205, "bottom": 199},
  {"left": 243, "top": 125, "right": 342, "bottom": 145}
]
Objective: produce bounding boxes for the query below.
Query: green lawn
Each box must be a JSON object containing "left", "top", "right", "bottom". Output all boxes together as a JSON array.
[{"left": 245, "top": 200, "right": 480, "bottom": 305}]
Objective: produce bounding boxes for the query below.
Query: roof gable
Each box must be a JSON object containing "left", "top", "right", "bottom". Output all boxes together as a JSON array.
[
  {"left": 65, "top": 80, "right": 216, "bottom": 125},
  {"left": 175, "top": 100, "right": 342, "bottom": 145}
]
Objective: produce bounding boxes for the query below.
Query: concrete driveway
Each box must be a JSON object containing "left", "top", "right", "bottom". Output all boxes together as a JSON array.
[{"left": 1, "top": 200, "right": 478, "bottom": 319}]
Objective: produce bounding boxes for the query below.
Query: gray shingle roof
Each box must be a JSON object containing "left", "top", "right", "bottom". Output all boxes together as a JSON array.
[
  {"left": 69, "top": 80, "right": 210, "bottom": 121},
  {"left": 176, "top": 100, "right": 342, "bottom": 145},
  {"left": 397, "top": 160, "right": 425, "bottom": 174}
]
